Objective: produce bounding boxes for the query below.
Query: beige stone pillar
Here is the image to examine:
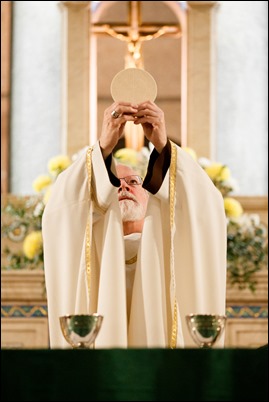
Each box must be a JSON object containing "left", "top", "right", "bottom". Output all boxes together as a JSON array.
[
  {"left": 1, "top": 1, "right": 12, "bottom": 194},
  {"left": 187, "top": 1, "right": 218, "bottom": 158},
  {"left": 60, "top": 1, "right": 91, "bottom": 156}
]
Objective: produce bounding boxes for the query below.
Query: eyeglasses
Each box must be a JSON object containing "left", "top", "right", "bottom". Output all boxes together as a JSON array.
[{"left": 118, "top": 175, "right": 143, "bottom": 186}]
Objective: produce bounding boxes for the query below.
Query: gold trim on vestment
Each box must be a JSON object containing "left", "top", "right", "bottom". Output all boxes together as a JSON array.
[
  {"left": 125, "top": 255, "right": 138, "bottom": 265},
  {"left": 169, "top": 141, "right": 178, "bottom": 349},
  {"left": 86, "top": 147, "right": 93, "bottom": 301}
]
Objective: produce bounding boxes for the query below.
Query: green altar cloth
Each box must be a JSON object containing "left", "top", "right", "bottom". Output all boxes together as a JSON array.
[{"left": 1, "top": 348, "right": 267, "bottom": 401}]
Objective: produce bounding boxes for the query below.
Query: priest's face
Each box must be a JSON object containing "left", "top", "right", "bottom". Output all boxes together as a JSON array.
[{"left": 116, "top": 164, "right": 149, "bottom": 222}]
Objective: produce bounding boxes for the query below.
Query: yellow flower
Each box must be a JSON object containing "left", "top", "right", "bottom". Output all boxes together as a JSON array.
[
  {"left": 32, "top": 175, "right": 52, "bottom": 193},
  {"left": 114, "top": 148, "right": 139, "bottom": 166},
  {"left": 23, "top": 231, "right": 43, "bottom": 260},
  {"left": 43, "top": 186, "right": 52, "bottom": 205},
  {"left": 48, "top": 155, "right": 72, "bottom": 176},
  {"left": 204, "top": 163, "right": 230, "bottom": 181},
  {"left": 224, "top": 197, "right": 243, "bottom": 218},
  {"left": 182, "top": 147, "right": 197, "bottom": 160}
]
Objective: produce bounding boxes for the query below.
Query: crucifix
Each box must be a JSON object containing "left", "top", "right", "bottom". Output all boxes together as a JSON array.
[
  {"left": 92, "top": 1, "right": 181, "bottom": 67},
  {"left": 92, "top": 1, "right": 181, "bottom": 148}
]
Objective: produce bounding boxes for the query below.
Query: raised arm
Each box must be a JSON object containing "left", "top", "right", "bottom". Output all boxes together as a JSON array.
[
  {"left": 99, "top": 102, "right": 138, "bottom": 159},
  {"left": 134, "top": 100, "right": 167, "bottom": 154}
]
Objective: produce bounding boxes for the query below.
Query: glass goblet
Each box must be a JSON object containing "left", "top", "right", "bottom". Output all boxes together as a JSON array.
[
  {"left": 186, "top": 314, "right": 226, "bottom": 348},
  {"left": 59, "top": 313, "right": 103, "bottom": 349}
]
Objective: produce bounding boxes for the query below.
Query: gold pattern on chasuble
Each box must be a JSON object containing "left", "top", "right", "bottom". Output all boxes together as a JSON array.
[
  {"left": 86, "top": 147, "right": 93, "bottom": 300},
  {"left": 125, "top": 255, "right": 138, "bottom": 265},
  {"left": 85, "top": 146, "right": 108, "bottom": 302},
  {"left": 169, "top": 141, "right": 178, "bottom": 349}
]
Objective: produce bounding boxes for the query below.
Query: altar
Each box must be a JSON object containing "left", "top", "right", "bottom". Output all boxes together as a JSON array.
[{"left": 1, "top": 348, "right": 268, "bottom": 401}]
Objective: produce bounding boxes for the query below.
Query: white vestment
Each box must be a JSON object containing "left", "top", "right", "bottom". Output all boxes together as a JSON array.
[{"left": 42, "top": 141, "right": 227, "bottom": 348}]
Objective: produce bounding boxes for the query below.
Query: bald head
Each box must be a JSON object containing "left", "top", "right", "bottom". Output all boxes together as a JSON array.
[{"left": 116, "top": 164, "right": 139, "bottom": 178}]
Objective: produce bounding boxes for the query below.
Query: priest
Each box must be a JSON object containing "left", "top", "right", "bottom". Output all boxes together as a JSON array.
[{"left": 42, "top": 99, "right": 227, "bottom": 349}]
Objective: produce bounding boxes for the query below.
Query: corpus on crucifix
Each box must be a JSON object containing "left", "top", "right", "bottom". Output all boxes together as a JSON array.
[{"left": 92, "top": 1, "right": 181, "bottom": 149}]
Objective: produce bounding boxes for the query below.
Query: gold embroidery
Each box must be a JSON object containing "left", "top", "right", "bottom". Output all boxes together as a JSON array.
[
  {"left": 169, "top": 141, "right": 178, "bottom": 349},
  {"left": 169, "top": 141, "right": 177, "bottom": 230},
  {"left": 86, "top": 147, "right": 93, "bottom": 301},
  {"left": 86, "top": 145, "right": 107, "bottom": 215},
  {"left": 170, "top": 298, "right": 178, "bottom": 349},
  {"left": 125, "top": 255, "right": 137, "bottom": 265}
]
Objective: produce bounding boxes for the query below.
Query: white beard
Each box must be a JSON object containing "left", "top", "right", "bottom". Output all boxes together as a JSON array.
[{"left": 119, "top": 199, "right": 145, "bottom": 222}]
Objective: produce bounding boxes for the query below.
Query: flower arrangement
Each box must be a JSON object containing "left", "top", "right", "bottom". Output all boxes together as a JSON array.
[
  {"left": 1, "top": 155, "right": 72, "bottom": 270},
  {"left": 2, "top": 146, "right": 267, "bottom": 292},
  {"left": 226, "top": 215, "right": 267, "bottom": 291},
  {"left": 2, "top": 195, "right": 45, "bottom": 270},
  {"left": 183, "top": 147, "right": 268, "bottom": 292}
]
